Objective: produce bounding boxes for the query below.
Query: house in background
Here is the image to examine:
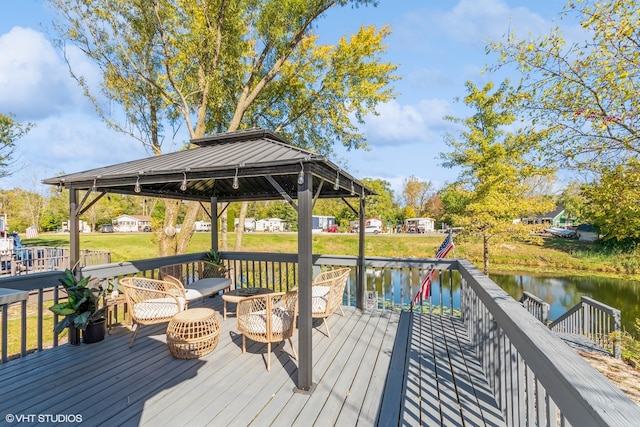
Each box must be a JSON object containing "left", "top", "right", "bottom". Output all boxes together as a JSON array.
[
  {"left": 521, "top": 206, "right": 576, "bottom": 228},
  {"left": 112, "top": 215, "right": 152, "bottom": 232},
  {"left": 312, "top": 215, "right": 336, "bottom": 233},
  {"left": 234, "top": 217, "right": 256, "bottom": 232},
  {"left": 255, "top": 218, "right": 286, "bottom": 232}
]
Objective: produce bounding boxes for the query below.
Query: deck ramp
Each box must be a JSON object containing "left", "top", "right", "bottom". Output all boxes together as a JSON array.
[{"left": 377, "top": 312, "right": 506, "bottom": 426}]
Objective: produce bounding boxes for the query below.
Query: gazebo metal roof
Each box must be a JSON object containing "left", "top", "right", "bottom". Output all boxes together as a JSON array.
[{"left": 42, "top": 128, "right": 375, "bottom": 202}]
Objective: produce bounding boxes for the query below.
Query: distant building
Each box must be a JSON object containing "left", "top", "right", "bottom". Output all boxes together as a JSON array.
[
  {"left": 521, "top": 206, "right": 575, "bottom": 228},
  {"left": 234, "top": 217, "right": 256, "bottom": 232},
  {"left": 312, "top": 215, "right": 336, "bottom": 233},
  {"left": 255, "top": 218, "right": 286, "bottom": 232},
  {"left": 112, "top": 215, "right": 152, "bottom": 232},
  {"left": 404, "top": 217, "right": 435, "bottom": 233},
  {"left": 194, "top": 221, "right": 211, "bottom": 232}
]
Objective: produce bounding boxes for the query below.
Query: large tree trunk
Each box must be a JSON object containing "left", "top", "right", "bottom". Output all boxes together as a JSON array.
[
  {"left": 220, "top": 209, "right": 228, "bottom": 250},
  {"left": 176, "top": 201, "right": 200, "bottom": 254},
  {"left": 483, "top": 233, "right": 490, "bottom": 275},
  {"left": 235, "top": 202, "right": 249, "bottom": 250},
  {"left": 158, "top": 199, "right": 181, "bottom": 255}
]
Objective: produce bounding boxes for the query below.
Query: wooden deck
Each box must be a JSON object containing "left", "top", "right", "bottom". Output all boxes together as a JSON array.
[{"left": 0, "top": 296, "right": 504, "bottom": 426}]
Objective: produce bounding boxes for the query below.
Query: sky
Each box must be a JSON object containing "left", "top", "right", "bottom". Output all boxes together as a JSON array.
[{"left": 0, "top": 0, "right": 576, "bottom": 199}]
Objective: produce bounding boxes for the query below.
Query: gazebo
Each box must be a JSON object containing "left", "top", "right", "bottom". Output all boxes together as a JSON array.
[{"left": 42, "top": 127, "right": 375, "bottom": 392}]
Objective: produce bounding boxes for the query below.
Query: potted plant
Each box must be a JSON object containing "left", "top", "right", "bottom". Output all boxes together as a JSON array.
[
  {"left": 49, "top": 269, "right": 107, "bottom": 344},
  {"left": 203, "top": 249, "right": 225, "bottom": 276}
]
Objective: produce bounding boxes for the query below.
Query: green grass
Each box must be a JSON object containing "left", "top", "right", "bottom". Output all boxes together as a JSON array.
[{"left": 22, "top": 231, "right": 640, "bottom": 281}]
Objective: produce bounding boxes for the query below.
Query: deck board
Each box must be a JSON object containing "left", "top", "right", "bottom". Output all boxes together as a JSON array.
[{"left": 0, "top": 296, "right": 506, "bottom": 426}]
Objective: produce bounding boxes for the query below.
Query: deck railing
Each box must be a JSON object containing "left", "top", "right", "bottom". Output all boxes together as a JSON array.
[
  {"left": 549, "top": 295, "right": 621, "bottom": 359},
  {"left": 0, "top": 247, "right": 111, "bottom": 276},
  {"left": 519, "top": 291, "right": 550, "bottom": 324},
  {"left": 0, "top": 252, "right": 638, "bottom": 425}
]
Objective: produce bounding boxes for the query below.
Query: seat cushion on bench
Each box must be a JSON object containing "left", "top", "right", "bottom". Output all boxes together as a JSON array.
[{"left": 186, "top": 277, "right": 232, "bottom": 301}]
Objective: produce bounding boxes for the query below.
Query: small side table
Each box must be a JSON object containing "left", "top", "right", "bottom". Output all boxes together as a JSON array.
[
  {"left": 105, "top": 294, "right": 128, "bottom": 334},
  {"left": 166, "top": 308, "right": 220, "bottom": 359},
  {"left": 221, "top": 288, "right": 273, "bottom": 319}
]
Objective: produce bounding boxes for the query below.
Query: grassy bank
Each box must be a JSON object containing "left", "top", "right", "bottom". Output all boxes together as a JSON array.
[{"left": 24, "top": 231, "right": 640, "bottom": 281}]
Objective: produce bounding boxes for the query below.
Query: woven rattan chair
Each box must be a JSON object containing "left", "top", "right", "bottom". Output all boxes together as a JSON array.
[
  {"left": 311, "top": 267, "right": 350, "bottom": 337},
  {"left": 120, "top": 277, "right": 187, "bottom": 347},
  {"left": 159, "top": 261, "right": 231, "bottom": 307},
  {"left": 236, "top": 289, "right": 298, "bottom": 371}
]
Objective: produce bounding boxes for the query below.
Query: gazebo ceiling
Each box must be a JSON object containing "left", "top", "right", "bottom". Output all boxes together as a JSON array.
[{"left": 42, "top": 128, "right": 376, "bottom": 203}]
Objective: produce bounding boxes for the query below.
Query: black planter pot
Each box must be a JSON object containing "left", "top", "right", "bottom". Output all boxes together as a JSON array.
[
  {"left": 68, "top": 326, "right": 81, "bottom": 346},
  {"left": 83, "top": 318, "right": 106, "bottom": 344}
]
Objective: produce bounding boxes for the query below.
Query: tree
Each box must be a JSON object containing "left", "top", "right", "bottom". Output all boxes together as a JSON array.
[
  {"left": 402, "top": 176, "right": 433, "bottom": 216},
  {"left": 489, "top": 1, "right": 640, "bottom": 244},
  {"left": 0, "top": 113, "right": 33, "bottom": 179},
  {"left": 441, "top": 80, "right": 555, "bottom": 274},
  {"left": 580, "top": 160, "right": 640, "bottom": 243},
  {"left": 490, "top": 0, "right": 640, "bottom": 172},
  {"left": 50, "top": 0, "right": 398, "bottom": 255}
]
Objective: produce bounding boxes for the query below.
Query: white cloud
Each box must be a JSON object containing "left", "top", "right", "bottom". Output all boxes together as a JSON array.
[
  {"left": 0, "top": 27, "right": 82, "bottom": 119},
  {"left": 363, "top": 99, "right": 454, "bottom": 147}
]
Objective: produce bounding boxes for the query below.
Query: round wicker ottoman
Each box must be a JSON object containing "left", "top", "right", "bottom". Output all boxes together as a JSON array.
[{"left": 166, "top": 308, "right": 220, "bottom": 359}]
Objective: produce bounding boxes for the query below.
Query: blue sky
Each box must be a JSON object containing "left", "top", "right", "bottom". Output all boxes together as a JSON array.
[{"left": 0, "top": 0, "right": 574, "bottom": 198}]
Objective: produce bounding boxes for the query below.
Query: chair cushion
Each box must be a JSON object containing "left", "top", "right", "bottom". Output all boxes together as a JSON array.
[
  {"left": 245, "top": 308, "right": 292, "bottom": 334},
  {"left": 312, "top": 285, "right": 330, "bottom": 313},
  {"left": 186, "top": 278, "right": 232, "bottom": 301},
  {"left": 133, "top": 297, "right": 185, "bottom": 320}
]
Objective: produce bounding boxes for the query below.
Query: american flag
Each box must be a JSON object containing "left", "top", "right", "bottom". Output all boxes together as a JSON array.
[{"left": 413, "top": 231, "right": 455, "bottom": 305}]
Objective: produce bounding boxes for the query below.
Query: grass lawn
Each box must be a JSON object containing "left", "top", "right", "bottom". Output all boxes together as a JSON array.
[{"left": 22, "top": 231, "right": 640, "bottom": 281}]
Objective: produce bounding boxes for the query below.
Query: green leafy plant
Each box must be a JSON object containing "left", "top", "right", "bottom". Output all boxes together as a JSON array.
[
  {"left": 49, "top": 269, "right": 106, "bottom": 334},
  {"left": 205, "top": 249, "right": 223, "bottom": 266}
]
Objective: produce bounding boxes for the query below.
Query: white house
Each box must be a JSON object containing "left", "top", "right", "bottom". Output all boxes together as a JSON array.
[
  {"left": 112, "top": 215, "right": 152, "bottom": 232},
  {"left": 404, "top": 217, "right": 435, "bottom": 233},
  {"left": 234, "top": 217, "right": 256, "bottom": 232},
  {"left": 194, "top": 221, "right": 211, "bottom": 232},
  {"left": 255, "top": 218, "right": 286, "bottom": 232}
]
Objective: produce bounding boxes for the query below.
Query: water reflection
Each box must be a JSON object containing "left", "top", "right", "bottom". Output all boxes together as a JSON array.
[
  {"left": 490, "top": 273, "right": 640, "bottom": 333},
  {"left": 353, "top": 267, "right": 640, "bottom": 333}
]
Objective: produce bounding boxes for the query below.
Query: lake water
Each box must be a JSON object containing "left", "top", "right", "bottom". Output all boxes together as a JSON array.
[
  {"left": 490, "top": 272, "right": 640, "bottom": 333},
  {"left": 362, "top": 269, "right": 640, "bottom": 333}
]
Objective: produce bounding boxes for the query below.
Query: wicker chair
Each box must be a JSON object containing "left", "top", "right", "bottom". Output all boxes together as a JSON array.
[
  {"left": 120, "top": 277, "right": 187, "bottom": 347},
  {"left": 159, "top": 261, "right": 232, "bottom": 307},
  {"left": 236, "top": 289, "right": 298, "bottom": 371},
  {"left": 311, "top": 267, "right": 350, "bottom": 337}
]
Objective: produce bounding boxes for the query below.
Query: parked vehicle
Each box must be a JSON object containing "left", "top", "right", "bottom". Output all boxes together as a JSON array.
[
  {"left": 326, "top": 224, "right": 339, "bottom": 233},
  {"left": 100, "top": 224, "right": 114, "bottom": 233},
  {"left": 364, "top": 225, "right": 381, "bottom": 234}
]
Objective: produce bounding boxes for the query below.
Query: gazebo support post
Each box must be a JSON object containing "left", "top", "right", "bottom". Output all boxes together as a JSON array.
[
  {"left": 69, "top": 189, "right": 80, "bottom": 274},
  {"left": 295, "top": 168, "right": 315, "bottom": 393},
  {"left": 210, "top": 196, "right": 218, "bottom": 252},
  {"left": 357, "top": 197, "right": 365, "bottom": 309}
]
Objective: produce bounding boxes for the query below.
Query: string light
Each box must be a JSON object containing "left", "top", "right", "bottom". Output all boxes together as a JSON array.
[
  {"left": 91, "top": 178, "right": 97, "bottom": 193},
  {"left": 297, "top": 161, "right": 305, "bottom": 185},
  {"left": 334, "top": 170, "right": 340, "bottom": 191},
  {"left": 180, "top": 172, "right": 187, "bottom": 192},
  {"left": 134, "top": 176, "right": 141, "bottom": 193},
  {"left": 232, "top": 167, "right": 239, "bottom": 190},
  {"left": 57, "top": 183, "right": 63, "bottom": 195},
  {"left": 350, "top": 181, "right": 355, "bottom": 196}
]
